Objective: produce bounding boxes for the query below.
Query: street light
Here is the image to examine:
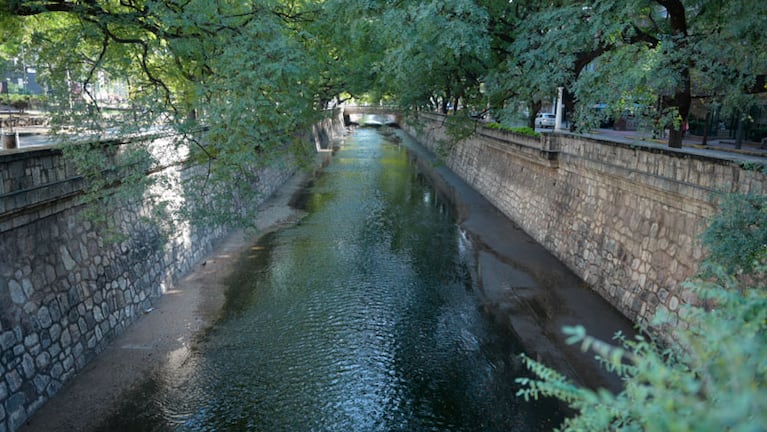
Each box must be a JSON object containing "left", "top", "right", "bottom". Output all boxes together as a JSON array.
[{"left": 555, "top": 87, "right": 564, "bottom": 131}]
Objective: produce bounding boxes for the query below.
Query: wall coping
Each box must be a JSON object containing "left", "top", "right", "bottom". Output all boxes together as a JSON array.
[{"left": 556, "top": 131, "right": 760, "bottom": 167}]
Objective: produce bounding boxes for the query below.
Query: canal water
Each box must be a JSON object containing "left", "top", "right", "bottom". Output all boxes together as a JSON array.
[{"left": 98, "top": 127, "right": 565, "bottom": 431}]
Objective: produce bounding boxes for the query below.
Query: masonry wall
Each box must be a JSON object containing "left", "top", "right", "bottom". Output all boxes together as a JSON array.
[
  {"left": 0, "top": 111, "right": 345, "bottom": 432},
  {"left": 404, "top": 112, "right": 766, "bottom": 328}
]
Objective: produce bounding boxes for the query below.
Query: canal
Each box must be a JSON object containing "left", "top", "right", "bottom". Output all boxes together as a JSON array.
[{"left": 96, "top": 126, "right": 630, "bottom": 431}]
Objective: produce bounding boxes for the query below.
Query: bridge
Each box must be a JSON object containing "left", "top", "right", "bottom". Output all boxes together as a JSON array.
[{"left": 341, "top": 105, "right": 401, "bottom": 127}]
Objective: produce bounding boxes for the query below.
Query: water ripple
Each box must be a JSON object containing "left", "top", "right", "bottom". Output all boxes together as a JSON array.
[{"left": 98, "top": 128, "right": 565, "bottom": 432}]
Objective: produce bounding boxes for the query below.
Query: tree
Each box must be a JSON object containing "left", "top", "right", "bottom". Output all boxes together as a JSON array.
[
  {"left": 383, "top": 0, "right": 490, "bottom": 114},
  {"left": 701, "top": 186, "right": 767, "bottom": 274},
  {"left": 319, "top": 0, "right": 491, "bottom": 114},
  {"left": 483, "top": 1, "right": 767, "bottom": 148},
  {"left": 1, "top": 0, "right": 333, "bottom": 229},
  {"left": 2, "top": 0, "right": 766, "bottom": 228}
]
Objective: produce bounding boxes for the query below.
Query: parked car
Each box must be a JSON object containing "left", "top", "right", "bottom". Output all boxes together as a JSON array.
[{"left": 535, "top": 112, "right": 556, "bottom": 128}]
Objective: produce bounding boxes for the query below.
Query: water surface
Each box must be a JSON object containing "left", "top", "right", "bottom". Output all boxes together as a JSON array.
[{"left": 99, "top": 128, "right": 564, "bottom": 431}]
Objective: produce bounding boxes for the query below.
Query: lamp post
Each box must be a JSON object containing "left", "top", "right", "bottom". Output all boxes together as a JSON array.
[
  {"left": 1, "top": 80, "right": 18, "bottom": 149},
  {"left": 555, "top": 86, "right": 564, "bottom": 131}
]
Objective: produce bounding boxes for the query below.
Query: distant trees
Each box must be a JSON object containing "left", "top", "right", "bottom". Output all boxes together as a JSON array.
[{"left": 498, "top": 0, "right": 767, "bottom": 148}]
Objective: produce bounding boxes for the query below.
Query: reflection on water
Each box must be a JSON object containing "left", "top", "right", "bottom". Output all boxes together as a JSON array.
[{"left": 98, "top": 128, "right": 564, "bottom": 431}]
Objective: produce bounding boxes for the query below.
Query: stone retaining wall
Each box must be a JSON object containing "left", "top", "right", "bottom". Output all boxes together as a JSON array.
[
  {"left": 404, "top": 112, "right": 766, "bottom": 328},
  {"left": 0, "top": 111, "right": 345, "bottom": 432}
]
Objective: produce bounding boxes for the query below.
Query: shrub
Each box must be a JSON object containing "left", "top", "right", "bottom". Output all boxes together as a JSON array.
[
  {"left": 702, "top": 189, "right": 767, "bottom": 274},
  {"left": 748, "top": 126, "right": 767, "bottom": 143},
  {"left": 485, "top": 122, "right": 540, "bottom": 138}
]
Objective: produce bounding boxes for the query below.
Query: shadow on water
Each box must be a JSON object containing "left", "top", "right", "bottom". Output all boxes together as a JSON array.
[{"left": 97, "top": 128, "right": 571, "bottom": 431}]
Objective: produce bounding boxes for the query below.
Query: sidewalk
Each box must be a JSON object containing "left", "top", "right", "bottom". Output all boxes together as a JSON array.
[{"left": 578, "top": 128, "right": 767, "bottom": 163}]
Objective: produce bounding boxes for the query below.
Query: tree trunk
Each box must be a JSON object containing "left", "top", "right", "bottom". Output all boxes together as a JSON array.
[
  {"left": 667, "top": 129, "right": 683, "bottom": 148},
  {"left": 563, "top": 88, "right": 575, "bottom": 130},
  {"left": 528, "top": 100, "right": 541, "bottom": 129},
  {"left": 440, "top": 98, "right": 449, "bottom": 114},
  {"left": 702, "top": 110, "right": 710, "bottom": 146},
  {"left": 735, "top": 116, "right": 745, "bottom": 149},
  {"left": 660, "top": 0, "right": 691, "bottom": 149},
  {"left": 666, "top": 68, "right": 692, "bottom": 148}
]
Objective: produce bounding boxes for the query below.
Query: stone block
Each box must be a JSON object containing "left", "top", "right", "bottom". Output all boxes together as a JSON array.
[
  {"left": 59, "top": 328, "right": 71, "bottom": 348},
  {"left": 5, "top": 369, "right": 23, "bottom": 393},
  {"left": 7, "top": 280, "right": 25, "bottom": 305},
  {"left": 23, "top": 334, "right": 38, "bottom": 348},
  {"left": 6, "top": 393, "right": 27, "bottom": 431},
  {"left": 59, "top": 245, "right": 76, "bottom": 271},
  {"left": 21, "top": 353, "right": 35, "bottom": 379},
  {"left": 34, "top": 352, "right": 50, "bottom": 371},
  {"left": 32, "top": 375, "right": 50, "bottom": 394},
  {"left": 49, "top": 362, "right": 63, "bottom": 380},
  {"left": 36, "top": 307, "right": 52, "bottom": 329},
  {"left": 0, "top": 331, "right": 17, "bottom": 351}
]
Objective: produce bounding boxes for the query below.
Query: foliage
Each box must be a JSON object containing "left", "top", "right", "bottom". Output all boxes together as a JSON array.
[
  {"left": 321, "top": 0, "right": 490, "bottom": 114},
  {"left": 443, "top": 113, "right": 477, "bottom": 142},
  {"left": 380, "top": 0, "right": 490, "bottom": 113},
  {"left": 485, "top": 122, "right": 540, "bottom": 138},
  {"left": 2, "top": 0, "right": 765, "bottom": 229},
  {"left": 322, "top": 1, "right": 767, "bottom": 147},
  {"left": 0, "top": 93, "right": 46, "bottom": 111},
  {"left": 63, "top": 136, "right": 159, "bottom": 243},
  {"left": 516, "top": 190, "right": 767, "bottom": 431},
  {"left": 749, "top": 126, "right": 767, "bottom": 143},
  {"left": 1, "top": 0, "right": 330, "bottom": 232},
  {"left": 702, "top": 188, "right": 767, "bottom": 274},
  {"left": 481, "top": 1, "right": 767, "bottom": 147}
]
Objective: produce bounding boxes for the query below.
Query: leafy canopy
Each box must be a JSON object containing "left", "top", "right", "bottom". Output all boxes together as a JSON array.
[
  {"left": 2, "top": 0, "right": 331, "bottom": 229},
  {"left": 1, "top": 0, "right": 766, "bottom": 228}
]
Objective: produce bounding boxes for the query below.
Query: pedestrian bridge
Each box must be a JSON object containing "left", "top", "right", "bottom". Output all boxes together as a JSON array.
[{"left": 342, "top": 105, "right": 401, "bottom": 127}]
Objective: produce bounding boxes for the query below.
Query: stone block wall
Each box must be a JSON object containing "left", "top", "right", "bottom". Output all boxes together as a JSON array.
[
  {"left": 0, "top": 110, "right": 345, "bottom": 432},
  {"left": 404, "top": 112, "right": 766, "bottom": 329}
]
